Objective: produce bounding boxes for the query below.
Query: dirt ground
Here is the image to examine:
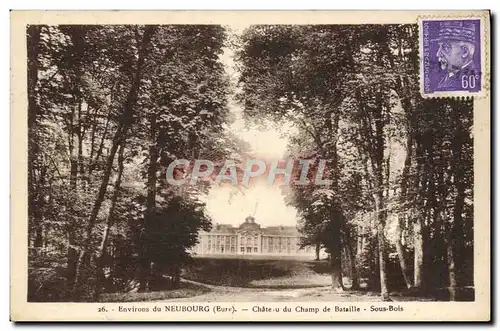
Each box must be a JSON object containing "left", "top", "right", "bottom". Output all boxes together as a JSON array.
[{"left": 161, "top": 279, "right": 435, "bottom": 302}]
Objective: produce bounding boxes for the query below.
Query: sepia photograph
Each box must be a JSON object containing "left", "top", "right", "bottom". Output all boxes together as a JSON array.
[{"left": 11, "top": 10, "right": 490, "bottom": 321}]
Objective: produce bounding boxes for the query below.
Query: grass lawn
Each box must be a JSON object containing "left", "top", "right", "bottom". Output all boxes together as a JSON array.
[
  {"left": 182, "top": 256, "right": 332, "bottom": 288},
  {"left": 100, "top": 281, "right": 211, "bottom": 302}
]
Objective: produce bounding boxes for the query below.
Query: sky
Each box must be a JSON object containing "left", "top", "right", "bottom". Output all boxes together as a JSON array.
[{"left": 202, "top": 25, "right": 299, "bottom": 228}]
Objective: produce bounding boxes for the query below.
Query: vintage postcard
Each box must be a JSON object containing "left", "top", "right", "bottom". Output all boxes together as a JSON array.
[{"left": 10, "top": 10, "right": 491, "bottom": 322}]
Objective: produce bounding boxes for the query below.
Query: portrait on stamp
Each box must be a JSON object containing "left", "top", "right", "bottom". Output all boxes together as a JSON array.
[{"left": 422, "top": 19, "right": 481, "bottom": 94}]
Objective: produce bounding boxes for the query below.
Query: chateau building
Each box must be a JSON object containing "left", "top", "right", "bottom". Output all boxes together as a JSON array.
[{"left": 191, "top": 216, "right": 315, "bottom": 256}]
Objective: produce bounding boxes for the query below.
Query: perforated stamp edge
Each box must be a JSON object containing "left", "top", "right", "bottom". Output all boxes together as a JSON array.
[{"left": 417, "top": 12, "right": 490, "bottom": 99}]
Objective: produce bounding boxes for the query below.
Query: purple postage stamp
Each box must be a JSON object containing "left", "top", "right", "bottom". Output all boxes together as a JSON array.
[{"left": 420, "top": 18, "right": 483, "bottom": 96}]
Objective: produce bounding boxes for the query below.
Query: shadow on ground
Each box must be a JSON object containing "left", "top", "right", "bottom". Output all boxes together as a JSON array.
[{"left": 182, "top": 256, "right": 331, "bottom": 288}]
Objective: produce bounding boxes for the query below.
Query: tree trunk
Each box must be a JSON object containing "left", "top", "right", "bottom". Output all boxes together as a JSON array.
[
  {"left": 139, "top": 111, "right": 158, "bottom": 292},
  {"left": 414, "top": 215, "right": 424, "bottom": 289},
  {"left": 446, "top": 220, "right": 457, "bottom": 301},
  {"left": 72, "top": 250, "right": 86, "bottom": 300},
  {"left": 173, "top": 265, "right": 181, "bottom": 289},
  {"left": 395, "top": 216, "right": 413, "bottom": 289},
  {"left": 27, "top": 25, "right": 41, "bottom": 129},
  {"left": 396, "top": 133, "right": 414, "bottom": 289},
  {"left": 74, "top": 27, "right": 157, "bottom": 298},
  {"left": 357, "top": 225, "right": 364, "bottom": 258},
  {"left": 93, "top": 143, "right": 125, "bottom": 301},
  {"left": 329, "top": 218, "right": 343, "bottom": 291},
  {"left": 330, "top": 253, "right": 343, "bottom": 291},
  {"left": 342, "top": 225, "right": 359, "bottom": 290},
  {"left": 66, "top": 102, "right": 80, "bottom": 291},
  {"left": 447, "top": 101, "right": 467, "bottom": 301},
  {"left": 375, "top": 199, "right": 390, "bottom": 300},
  {"left": 66, "top": 227, "right": 78, "bottom": 291},
  {"left": 325, "top": 112, "right": 343, "bottom": 291},
  {"left": 373, "top": 97, "right": 390, "bottom": 301},
  {"left": 65, "top": 28, "right": 86, "bottom": 295},
  {"left": 315, "top": 242, "right": 320, "bottom": 261},
  {"left": 346, "top": 238, "right": 359, "bottom": 290}
]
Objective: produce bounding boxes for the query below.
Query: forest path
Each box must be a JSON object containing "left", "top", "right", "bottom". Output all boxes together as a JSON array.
[{"left": 161, "top": 278, "right": 382, "bottom": 302}]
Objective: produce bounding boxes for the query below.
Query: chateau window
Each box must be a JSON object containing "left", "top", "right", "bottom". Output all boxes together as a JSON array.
[
  {"left": 254, "top": 247, "right": 258, "bottom": 253},
  {"left": 240, "top": 247, "right": 245, "bottom": 253}
]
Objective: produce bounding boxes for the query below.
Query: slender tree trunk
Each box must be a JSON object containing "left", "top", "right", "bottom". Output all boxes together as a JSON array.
[
  {"left": 375, "top": 196, "right": 390, "bottom": 300},
  {"left": 77, "top": 102, "right": 85, "bottom": 190},
  {"left": 446, "top": 220, "right": 457, "bottom": 301},
  {"left": 413, "top": 141, "right": 428, "bottom": 291},
  {"left": 66, "top": 226, "right": 78, "bottom": 291},
  {"left": 315, "top": 242, "right": 320, "bottom": 261},
  {"left": 69, "top": 108, "right": 78, "bottom": 189},
  {"left": 74, "top": 27, "right": 157, "bottom": 298},
  {"left": 72, "top": 250, "right": 86, "bottom": 300},
  {"left": 139, "top": 111, "right": 158, "bottom": 292},
  {"left": 395, "top": 217, "right": 412, "bottom": 289},
  {"left": 27, "top": 25, "right": 41, "bottom": 129},
  {"left": 64, "top": 28, "right": 86, "bottom": 295},
  {"left": 31, "top": 169, "right": 45, "bottom": 255},
  {"left": 396, "top": 134, "right": 414, "bottom": 289},
  {"left": 447, "top": 102, "right": 467, "bottom": 301},
  {"left": 345, "top": 235, "right": 359, "bottom": 290},
  {"left": 324, "top": 112, "right": 344, "bottom": 291},
  {"left": 330, "top": 252, "right": 343, "bottom": 291},
  {"left": 329, "top": 219, "right": 344, "bottom": 291},
  {"left": 373, "top": 97, "right": 390, "bottom": 301},
  {"left": 66, "top": 101, "right": 81, "bottom": 291},
  {"left": 26, "top": 26, "right": 43, "bottom": 254},
  {"left": 173, "top": 264, "right": 181, "bottom": 289},
  {"left": 341, "top": 224, "right": 359, "bottom": 290},
  {"left": 357, "top": 228, "right": 363, "bottom": 258},
  {"left": 93, "top": 143, "right": 125, "bottom": 301},
  {"left": 34, "top": 218, "right": 43, "bottom": 249},
  {"left": 414, "top": 216, "right": 424, "bottom": 289}
]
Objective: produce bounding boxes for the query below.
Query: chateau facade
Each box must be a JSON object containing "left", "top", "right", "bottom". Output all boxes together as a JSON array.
[{"left": 191, "top": 216, "right": 315, "bottom": 256}]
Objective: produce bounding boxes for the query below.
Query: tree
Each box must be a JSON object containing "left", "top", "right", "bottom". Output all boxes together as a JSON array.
[{"left": 27, "top": 24, "right": 236, "bottom": 301}]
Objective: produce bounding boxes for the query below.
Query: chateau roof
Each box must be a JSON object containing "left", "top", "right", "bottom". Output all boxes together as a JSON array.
[
  {"left": 262, "top": 226, "right": 299, "bottom": 236},
  {"left": 210, "top": 224, "right": 238, "bottom": 234},
  {"left": 239, "top": 222, "right": 261, "bottom": 231},
  {"left": 205, "top": 220, "right": 300, "bottom": 237}
]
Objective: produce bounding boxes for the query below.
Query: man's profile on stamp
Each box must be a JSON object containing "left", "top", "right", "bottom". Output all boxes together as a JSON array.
[
  {"left": 433, "top": 22, "right": 477, "bottom": 89},
  {"left": 427, "top": 20, "right": 481, "bottom": 92}
]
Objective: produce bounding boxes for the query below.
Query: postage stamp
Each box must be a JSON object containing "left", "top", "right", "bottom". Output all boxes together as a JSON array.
[{"left": 419, "top": 16, "right": 489, "bottom": 98}]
